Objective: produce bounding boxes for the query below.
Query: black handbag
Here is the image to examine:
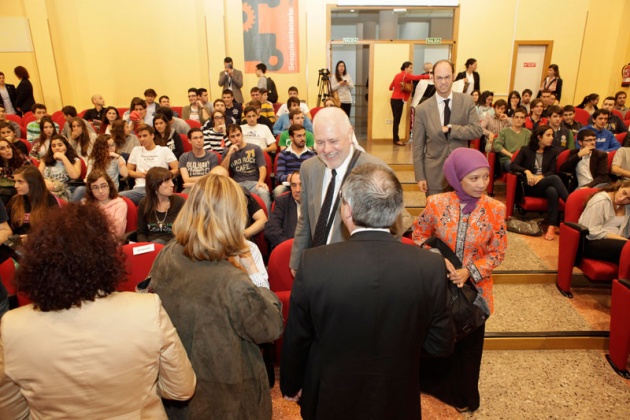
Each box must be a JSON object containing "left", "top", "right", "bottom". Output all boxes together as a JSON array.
[{"left": 422, "top": 237, "right": 488, "bottom": 341}]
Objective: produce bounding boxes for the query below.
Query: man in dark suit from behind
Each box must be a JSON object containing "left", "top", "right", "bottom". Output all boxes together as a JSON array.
[
  {"left": 280, "top": 163, "right": 455, "bottom": 420},
  {"left": 265, "top": 170, "right": 300, "bottom": 248}
]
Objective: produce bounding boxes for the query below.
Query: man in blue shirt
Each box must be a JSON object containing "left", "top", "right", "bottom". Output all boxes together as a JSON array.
[{"left": 579, "top": 109, "right": 620, "bottom": 152}]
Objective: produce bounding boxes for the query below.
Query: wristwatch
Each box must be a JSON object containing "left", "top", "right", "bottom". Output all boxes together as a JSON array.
[{"left": 447, "top": 124, "right": 452, "bottom": 132}]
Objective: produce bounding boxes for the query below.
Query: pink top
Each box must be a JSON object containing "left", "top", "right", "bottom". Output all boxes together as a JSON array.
[
  {"left": 100, "top": 197, "right": 127, "bottom": 239},
  {"left": 390, "top": 71, "right": 430, "bottom": 101}
]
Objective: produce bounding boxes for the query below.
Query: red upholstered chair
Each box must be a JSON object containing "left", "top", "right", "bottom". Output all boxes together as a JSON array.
[
  {"left": 267, "top": 238, "right": 295, "bottom": 361},
  {"left": 119, "top": 242, "right": 164, "bottom": 292},
  {"left": 51, "top": 110, "right": 66, "bottom": 130},
  {"left": 606, "top": 277, "right": 630, "bottom": 379},
  {"left": 20, "top": 139, "right": 32, "bottom": 152},
  {"left": 271, "top": 191, "right": 289, "bottom": 213},
  {"left": 79, "top": 158, "right": 88, "bottom": 179},
  {"left": 310, "top": 106, "right": 323, "bottom": 120},
  {"left": 250, "top": 192, "right": 269, "bottom": 261},
  {"left": 573, "top": 108, "right": 590, "bottom": 126},
  {"left": 0, "top": 258, "right": 16, "bottom": 297},
  {"left": 556, "top": 188, "right": 618, "bottom": 297},
  {"left": 486, "top": 152, "right": 506, "bottom": 196},
  {"left": 211, "top": 150, "right": 222, "bottom": 164},
  {"left": 263, "top": 152, "right": 273, "bottom": 190},
  {"left": 181, "top": 132, "right": 192, "bottom": 153},
  {"left": 120, "top": 196, "right": 138, "bottom": 233},
  {"left": 611, "top": 109, "right": 624, "bottom": 120},
  {"left": 5, "top": 114, "right": 22, "bottom": 126},
  {"left": 171, "top": 106, "right": 183, "bottom": 116},
  {"left": 22, "top": 112, "right": 35, "bottom": 127},
  {"left": 186, "top": 119, "right": 201, "bottom": 129},
  {"left": 19, "top": 126, "right": 27, "bottom": 139},
  {"left": 174, "top": 192, "right": 188, "bottom": 199},
  {"left": 117, "top": 107, "right": 129, "bottom": 117},
  {"left": 401, "top": 236, "right": 417, "bottom": 246},
  {"left": 469, "top": 138, "right": 481, "bottom": 150},
  {"left": 273, "top": 102, "right": 283, "bottom": 114},
  {"left": 505, "top": 149, "right": 567, "bottom": 218},
  {"left": 614, "top": 133, "right": 625, "bottom": 147}
]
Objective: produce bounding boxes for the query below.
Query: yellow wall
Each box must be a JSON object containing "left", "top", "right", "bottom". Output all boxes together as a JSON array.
[{"left": 1, "top": 0, "right": 628, "bottom": 127}]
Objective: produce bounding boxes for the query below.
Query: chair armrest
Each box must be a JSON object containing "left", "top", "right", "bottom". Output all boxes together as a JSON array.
[{"left": 564, "top": 222, "right": 589, "bottom": 235}]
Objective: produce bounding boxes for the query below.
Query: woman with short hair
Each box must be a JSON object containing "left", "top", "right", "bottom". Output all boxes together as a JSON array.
[
  {"left": 13, "top": 66, "right": 35, "bottom": 116},
  {"left": 0, "top": 203, "right": 196, "bottom": 419},
  {"left": 150, "top": 173, "right": 283, "bottom": 419}
]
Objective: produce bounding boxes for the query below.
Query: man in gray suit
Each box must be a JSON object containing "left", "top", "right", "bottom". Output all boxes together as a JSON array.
[
  {"left": 289, "top": 107, "right": 394, "bottom": 274},
  {"left": 412, "top": 59, "right": 482, "bottom": 196},
  {"left": 218, "top": 57, "right": 244, "bottom": 104}
]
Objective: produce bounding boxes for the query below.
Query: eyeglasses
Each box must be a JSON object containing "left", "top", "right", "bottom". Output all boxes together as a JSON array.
[
  {"left": 91, "top": 184, "right": 109, "bottom": 191},
  {"left": 214, "top": 116, "right": 225, "bottom": 120}
]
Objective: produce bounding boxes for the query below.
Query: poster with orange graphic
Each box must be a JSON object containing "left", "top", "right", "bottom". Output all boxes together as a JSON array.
[{"left": 243, "top": 0, "right": 299, "bottom": 74}]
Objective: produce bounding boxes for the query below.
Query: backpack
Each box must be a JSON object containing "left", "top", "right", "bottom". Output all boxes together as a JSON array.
[{"left": 266, "top": 77, "right": 279, "bottom": 104}]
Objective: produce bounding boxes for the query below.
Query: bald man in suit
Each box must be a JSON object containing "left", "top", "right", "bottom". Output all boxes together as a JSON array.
[
  {"left": 289, "top": 107, "right": 396, "bottom": 273},
  {"left": 412, "top": 60, "right": 482, "bottom": 196}
]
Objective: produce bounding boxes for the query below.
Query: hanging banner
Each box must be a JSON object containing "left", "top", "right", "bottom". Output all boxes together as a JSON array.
[{"left": 243, "top": 0, "right": 299, "bottom": 74}]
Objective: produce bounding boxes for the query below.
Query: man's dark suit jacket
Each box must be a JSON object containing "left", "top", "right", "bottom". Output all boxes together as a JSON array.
[
  {"left": 280, "top": 230, "right": 455, "bottom": 420},
  {"left": 264, "top": 193, "right": 298, "bottom": 248},
  {"left": 0, "top": 84, "right": 17, "bottom": 112},
  {"left": 559, "top": 148, "right": 611, "bottom": 188},
  {"left": 455, "top": 71, "right": 480, "bottom": 92}
]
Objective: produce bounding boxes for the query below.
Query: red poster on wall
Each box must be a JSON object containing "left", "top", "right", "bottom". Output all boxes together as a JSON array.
[{"left": 243, "top": 0, "right": 299, "bottom": 74}]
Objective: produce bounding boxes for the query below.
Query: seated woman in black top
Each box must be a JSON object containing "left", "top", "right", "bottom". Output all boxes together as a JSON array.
[
  {"left": 6, "top": 166, "right": 58, "bottom": 237},
  {"left": 510, "top": 125, "right": 569, "bottom": 241},
  {"left": 0, "top": 138, "right": 31, "bottom": 205},
  {"left": 137, "top": 167, "right": 185, "bottom": 244}
]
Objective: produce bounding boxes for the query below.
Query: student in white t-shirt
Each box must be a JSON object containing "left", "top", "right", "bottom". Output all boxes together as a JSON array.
[
  {"left": 240, "top": 105, "right": 276, "bottom": 154},
  {"left": 120, "top": 125, "right": 178, "bottom": 205}
]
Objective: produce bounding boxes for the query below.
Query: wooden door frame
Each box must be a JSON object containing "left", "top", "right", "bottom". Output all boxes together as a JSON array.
[{"left": 510, "top": 41, "right": 554, "bottom": 93}]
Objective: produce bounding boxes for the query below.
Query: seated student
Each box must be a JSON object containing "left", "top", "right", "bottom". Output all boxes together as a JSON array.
[
  {"left": 144, "top": 88, "right": 158, "bottom": 117},
  {"left": 587, "top": 96, "right": 627, "bottom": 134},
  {"left": 0, "top": 121, "right": 28, "bottom": 155},
  {"left": 210, "top": 165, "right": 268, "bottom": 239},
  {"left": 614, "top": 91, "right": 628, "bottom": 118},
  {"left": 6, "top": 165, "right": 59, "bottom": 237},
  {"left": 26, "top": 104, "right": 59, "bottom": 142},
  {"left": 547, "top": 105, "right": 574, "bottom": 150},
  {"left": 0, "top": 104, "right": 21, "bottom": 139},
  {"left": 120, "top": 125, "right": 178, "bottom": 205},
  {"left": 123, "top": 97, "right": 153, "bottom": 131},
  {"left": 493, "top": 107, "right": 531, "bottom": 173},
  {"left": 60, "top": 105, "right": 96, "bottom": 140},
  {"left": 273, "top": 97, "right": 314, "bottom": 135},
  {"left": 137, "top": 167, "right": 185, "bottom": 244},
  {"left": 251, "top": 87, "right": 276, "bottom": 123},
  {"left": 577, "top": 93, "right": 599, "bottom": 115},
  {"left": 84, "top": 169, "right": 127, "bottom": 241},
  {"left": 101, "top": 106, "right": 119, "bottom": 134},
  {"left": 222, "top": 89, "right": 242, "bottom": 124},
  {"left": 475, "top": 90, "right": 494, "bottom": 121},
  {"left": 156, "top": 106, "right": 190, "bottom": 136},
  {"left": 153, "top": 113, "right": 184, "bottom": 159},
  {"left": 197, "top": 87, "right": 213, "bottom": 114},
  {"left": 83, "top": 94, "right": 106, "bottom": 132},
  {"left": 110, "top": 119, "right": 140, "bottom": 156},
  {"left": 240, "top": 105, "right": 276, "bottom": 154},
  {"left": 30, "top": 116, "right": 58, "bottom": 160},
  {"left": 579, "top": 109, "right": 620, "bottom": 153},
  {"left": 158, "top": 95, "right": 179, "bottom": 118},
  {"left": 521, "top": 88, "right": 533, "bottom": 113},
  {"left": 561, "top": 105, "right": 583, "bottom": 139},
  {"left": 559, "top": 129, "right": 610, "bottom": 190},
  {"left": 179, "top": 128, "right": 219, "bottom": 193},
  {"left": 200, "top": 109, "right": 231, "bottom": 154},
  {"left": 182, "top": 88, "right": 205, "bottom": 124},
  {"left": 612, "top": 143, "right": 630, "bottom": 180},
  {"left": 38, "top": 135, "right": 82, "bottom": 201},
  {"left": 240, "top": 100, "right": 273, "bottom": 133},
  {"left": 278, "top": 109, "right": 315, "bottom": 151},
  {"left": 274, "top": 124, "right": 315, "bottom": 199},
  {"left": 578, "top": 180, "right": 630, "bottom": 263},
  {"left": 265, "top": 170, "right": 301, "bottom": 248},
  {"left": 524, "top": 99, "right": 548, "bottom": 131},
  {"left": 481, "top": 99, "right": 511, "bottom": 153},
  {"left": 221, "top": 124, "right": 271, "bottom": 213},
  {"left": 275, "top": 86, "right": 311, "bottom": 118},
  {"left": 0, "top": 138, "right": 31, "bottom": 205},
  {"left": 68, "top": 117, "right": 97, "bottom": 160},
  {"left": 510, "top": 125, "right": 569, "bottom": 241}
]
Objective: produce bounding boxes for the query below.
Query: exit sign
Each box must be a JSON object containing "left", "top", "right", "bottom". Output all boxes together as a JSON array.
[
  {"left": 523, "top": 62, "right": 537, "bottom": 67},
  {"left": 426, "top": 37, "right": 442, "bottom": 44},
  {"left": 343, "top": 37, "right": 359, "bottom": 44}
]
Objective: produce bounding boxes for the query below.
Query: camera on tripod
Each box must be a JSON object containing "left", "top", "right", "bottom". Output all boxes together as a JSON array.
[
  {"left": 318, "top": 68, "right": 331, "bottom": 81},
  {"left": 316, "top": 68, "right": 333, "bottom": 106}
]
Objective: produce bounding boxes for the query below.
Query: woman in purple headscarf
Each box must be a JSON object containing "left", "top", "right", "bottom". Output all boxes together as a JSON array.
[{"left": 412, "top": 147, "right": 507, "bottom": 413}]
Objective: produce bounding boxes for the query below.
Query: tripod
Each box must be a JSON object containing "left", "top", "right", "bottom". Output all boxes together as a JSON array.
[{"left": 317, "top": 74, "right": 333, "bottom": 106}]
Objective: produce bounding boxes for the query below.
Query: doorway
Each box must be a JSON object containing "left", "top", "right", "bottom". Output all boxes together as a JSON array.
[
  {"left": 331, "top": 43, "right": 369, "bottom": 137},
  {"left": 511, "top": 41, "right": 554, "bottom": 97}
]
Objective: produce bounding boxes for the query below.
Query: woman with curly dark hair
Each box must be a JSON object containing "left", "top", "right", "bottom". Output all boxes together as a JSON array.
[
  {"left": 153, "top": 113, "right": 184, "bottom": 159},
  {"left": 88, "top": 135, "right": 127, "bottom": 188},
  {"left": 84, "top": 169, "right": 127, "bottom": 240},
  {"left": 6, "top": 165, "right": 58, "bottom": 236},
  {"left": 30, "top": 116, "right": 57, "bottom": 160},
  {"left": 13, "top": 66, "right": 35, "bottom": 116},
  {"left": 37, "top": 135, "right": 81, "bottom": 201},
  {"left": 101, "top": 106, "right": 119, "bottom": 134},
  {"left": 0, "top": 203, "right": 196, "bottom": 419},
  {"left": 110, "top": 119, "right": 139, "bottom": 155},
  {"left": 136, "top": 167, "right": 185, "bottom": 244},
  {"left": 68, "top": 117, "right": 96, "bottom": 160},
  {"left": 0, "top": 138, "right": 31, "bottom": 205}
]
